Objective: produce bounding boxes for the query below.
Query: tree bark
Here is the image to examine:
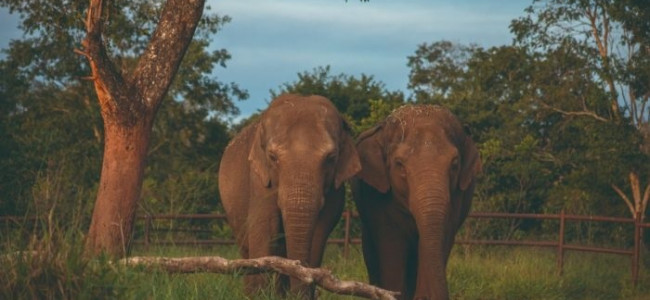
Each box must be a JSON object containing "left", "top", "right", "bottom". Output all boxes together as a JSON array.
[
  {"left": 80, "top": 0, "right": 206, "bottom": 257},
  {"left": 85, "top": 119, "right": 152, "bottom": 256},
  {"left": 120, "top": 256, "right": 399, "bottom": 300}
]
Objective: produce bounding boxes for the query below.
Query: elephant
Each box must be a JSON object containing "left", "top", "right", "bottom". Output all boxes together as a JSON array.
[
  {"left": 352, "top": 105, "right": 482, "bottom": 300},
  {"left": 218, "top": 94, "right": 361, "bottom": 298}
]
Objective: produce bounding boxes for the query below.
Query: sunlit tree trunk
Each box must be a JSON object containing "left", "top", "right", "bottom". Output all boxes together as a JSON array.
[{"left": 79, "top": 0, "right": 205, "bottom": 257}]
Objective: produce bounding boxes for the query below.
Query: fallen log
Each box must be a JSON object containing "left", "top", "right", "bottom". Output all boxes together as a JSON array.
[{"left": 120, "top": 256, "right": 398, "bottom": 300}]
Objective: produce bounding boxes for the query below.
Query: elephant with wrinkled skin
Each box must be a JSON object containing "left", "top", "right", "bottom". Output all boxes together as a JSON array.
[
  {"left": 218, "top": 94, "right": 361, "bottom": 298},
  {"left": 353, "top": 105, "right": 482, "bottom": 300}
]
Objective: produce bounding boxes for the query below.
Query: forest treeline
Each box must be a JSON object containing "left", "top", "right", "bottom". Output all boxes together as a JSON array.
[{"left": 0, "top": 0, "right": 648, "bottom": 241}]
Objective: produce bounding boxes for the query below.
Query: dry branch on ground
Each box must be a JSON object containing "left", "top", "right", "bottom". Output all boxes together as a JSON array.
[{"left": 120, "top": 255, "right": 398, "bottom": 300}]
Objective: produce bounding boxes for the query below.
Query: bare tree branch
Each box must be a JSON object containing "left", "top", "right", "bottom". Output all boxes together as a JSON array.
[
  {"left": 612, "top": 184, "right": 635, "bottom": 217},
  {"left": 585, "top": 5, "right": 607, "bottom": 59},
  {"left": 630, "top": 172, "right": 642, "bottom": 210},
  {"left": 584, "top": 3, "right": 620, "bottom": 120},
  {"left": 642, "top": 184, "right": 650, "bottom": 219},
  {"left": 120, "top": 256, "right": 399, "bottom": 300},
  {"left": 540, "top": 101, "right": 610, "bottom": 122}
]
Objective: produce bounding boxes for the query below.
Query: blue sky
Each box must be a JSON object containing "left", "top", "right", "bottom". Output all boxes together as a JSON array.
[{"left": 0, "top": 0, "right": 531, "bottom": 118}]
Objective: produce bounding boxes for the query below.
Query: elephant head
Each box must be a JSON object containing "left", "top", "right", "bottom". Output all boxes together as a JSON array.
[
  {"left": 247, "top": 94, "right": 361, "bottom": 295},
  {"left": 355, "top": 105, "right": 481, "bottom": 299}
]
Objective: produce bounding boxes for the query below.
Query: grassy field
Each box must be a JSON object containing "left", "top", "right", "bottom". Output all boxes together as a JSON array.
[{"left": 2, "top": 235, "right": 650, "bottom": 299}]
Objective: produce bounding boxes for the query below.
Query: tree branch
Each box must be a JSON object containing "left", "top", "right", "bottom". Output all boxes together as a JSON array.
[
  {"left": 585, "top": 5, "right": 608, "bottom": 59},
  {"left": 130, "top": 0, "right": 205, "bottom": 110},
  {"left": 642, "top": 184, "right": 650, "bottom": 219},
  {"left": 539, "top": 101, "right": 610, "bottom": 122},
  {"left": 120, "top": 256, "right": 399, "bottom": 300},
  {"left": 612, "top": 184, "right": 635, "bottom": 217},
  {"left": 630, "top": 172, "right": 641, "bottom": 209},
  {"left": 584, "top": 3, "right": 620, "bottom": 120},
  {"left": 81, "top": 0, "right": 140, "bottom": 125}
]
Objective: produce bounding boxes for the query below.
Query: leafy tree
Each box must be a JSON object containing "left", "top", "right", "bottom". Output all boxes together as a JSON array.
[
  {"left": 271, "top": 65, "right": 404, "bottom": 132},
  {"left": 511, "top": 0, "right": 649, "bottom": 219},
  {"left": 408, "top": 42, "right": 553, "bottom": 238},
  {"left": 406, "top": 38, "right": 647, "bottom": 242},
  {"left": 0, "top": 0, "right": 244, "bottom": 256}
]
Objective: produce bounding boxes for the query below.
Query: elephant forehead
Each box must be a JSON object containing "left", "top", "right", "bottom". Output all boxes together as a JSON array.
[
  {"left": 268, "top": 123, "right": 336, "bottom": 153},
  {"left": 389, "top": 127, "right": 458, "bottom": 158},
  {"left": 388, "top": 105, "right": 460, "bottom": 130},
  {"left": 394, "top": 137, "right": 456, "bottom": 157},
  {"left": 291, "top": 125, "right": 336, "bottom": 150},
  {"left": 390, "top": 104, "right": 451, "bottom": 118},
  {"left": 268, "top": 95, "right": 338, "bottom": 117},
  {"left": 265, "top": 105, "right": 339, "bottom": 131}
]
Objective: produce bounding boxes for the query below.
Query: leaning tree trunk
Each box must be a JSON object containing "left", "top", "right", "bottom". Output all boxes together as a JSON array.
[{"left": 80, "top": 0, "right": 205, "bottom": 257}]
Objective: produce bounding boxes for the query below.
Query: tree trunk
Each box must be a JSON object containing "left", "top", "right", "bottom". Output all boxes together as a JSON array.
[
  {"left": 85, "top": 117, "right": 152, "bottom": 257},
  {"left": 80, "top": 0, "right": 205, "bottom": 257}
]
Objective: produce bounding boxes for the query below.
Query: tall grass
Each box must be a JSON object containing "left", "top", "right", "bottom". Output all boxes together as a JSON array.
[{"left": 2, "top": 227, "right": 650, "bottom": 299}]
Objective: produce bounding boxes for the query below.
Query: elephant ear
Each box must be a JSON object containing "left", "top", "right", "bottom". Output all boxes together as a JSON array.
[
  {"left": 459, "top": 135, "right": 482, "bottom": 191},
  {"left": 356, "top": 125, "right": 390, "bottom": 193},
  {"left": 335, "top": 131, "right": 362, "bottom": 189},
  {"left": 248, "top": 124, "right": 272, "bottom": 188}
]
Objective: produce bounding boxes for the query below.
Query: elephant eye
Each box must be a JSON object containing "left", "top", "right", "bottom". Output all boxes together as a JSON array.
[
  {"left": 268, "top": 152, "right": 278, "bottom": 164},
  {"left": 325, "top": 152, "right": 337, "bottom": 164},
  {"left": 394, "top": 159, "right": 406, "bottom": 177},
  {"left": 451, "top": 157, "right": 460, "bottom": 171}
]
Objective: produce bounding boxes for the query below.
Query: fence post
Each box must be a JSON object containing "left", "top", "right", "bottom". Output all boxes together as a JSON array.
[
  {"left": 633, "top": 211, "right": 641, "bottom": 286},
  {"left": 557, "top": 209, "right": 565, "bottom": 276},
  {"left": 144, "top": 214, "right": 152, "bottom": 250},
  {"left": 343, "top": 210, "right": 351, "bottom": 259}
]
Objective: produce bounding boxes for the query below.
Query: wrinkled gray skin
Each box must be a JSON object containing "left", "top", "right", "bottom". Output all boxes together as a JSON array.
[
  {"left": 353, "top": 105, "right": 482, "bottom": 300},
  {"left": 218, "top": 94, "right": 361, "bottom": 298}
]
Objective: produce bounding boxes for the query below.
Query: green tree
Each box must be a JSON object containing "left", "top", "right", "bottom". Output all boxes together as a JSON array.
[
  {"left": 511, "top": 0, "right": 649, "bottom": 220},
  {"left": 408, "top": 42, "right": 554, "bottom": 238},
  {"left": 406, "top": 37, "right": 647, "bottom": 242},
  {"left": 272, "top": 65, "right": 404, "bottom": 132},
  {"left": 0, "top": 0, "right": 244, "bottom": 256}
]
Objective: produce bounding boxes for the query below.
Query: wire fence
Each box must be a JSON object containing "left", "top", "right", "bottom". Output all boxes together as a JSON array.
[{"left": 2, "top": 210, "right": 648, "bottom": 285}]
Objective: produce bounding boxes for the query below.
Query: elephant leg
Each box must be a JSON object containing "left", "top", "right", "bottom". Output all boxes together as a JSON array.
[
  {"left": 245, "top": 205, "right": 284, "bottom": 295},
  {"left": 360, "top": 222, "right": 381, "bottom": 285},
  {"left": 236, "top": 234, "right": 249, "bottom": 260},
  {"left": 308, "top": 188, "right": 345, "bottom": 267},
  {"left": 374, "top": 228, "right": 411, "bottom": 299}
]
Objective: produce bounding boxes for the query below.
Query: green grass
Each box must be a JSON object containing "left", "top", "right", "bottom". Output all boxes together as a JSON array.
[
  {"left": 2, "top": 234, "right": 650, "bottom": 299},
  {"left": 448, "top": 246, "right": 650, "bottom": 300}
]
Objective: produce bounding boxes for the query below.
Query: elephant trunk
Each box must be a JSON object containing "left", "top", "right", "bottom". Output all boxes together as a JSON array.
[
  {"left": 278, "top": 169, "right": 322, "bottom": 298},
  {"left": 410, "top": 172, "right": 451, "bottom": 300}
]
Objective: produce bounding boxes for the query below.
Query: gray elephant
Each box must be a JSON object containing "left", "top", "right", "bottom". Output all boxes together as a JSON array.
[
  {"left": 353, "top": 105, "right": 482, "bottom": 300},
  {"left": 218, "top": 94, "right": 361, "bottom": 298}
]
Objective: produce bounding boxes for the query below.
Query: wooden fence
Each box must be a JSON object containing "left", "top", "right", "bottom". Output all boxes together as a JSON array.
[{"left": 2, "top": 210, "right": 648, "bottom": 285}]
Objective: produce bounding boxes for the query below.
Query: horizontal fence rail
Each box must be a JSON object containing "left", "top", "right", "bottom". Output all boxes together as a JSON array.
[{"left": 2, "top": 210, "right": 647, "bottom": 285}]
